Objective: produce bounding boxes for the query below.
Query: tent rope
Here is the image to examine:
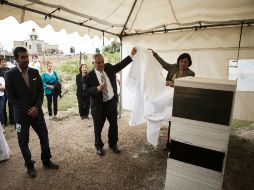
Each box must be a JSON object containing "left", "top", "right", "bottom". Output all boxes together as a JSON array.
[{"left": 45, "top": 7, "right": 60, "bottom": 20}]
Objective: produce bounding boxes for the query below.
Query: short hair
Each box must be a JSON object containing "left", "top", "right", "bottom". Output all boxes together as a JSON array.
[
  {"left": 32, "top": 55, "right": 38, "bottom": 59},
  {"left": 92, "top": 53, "right": 104, "bottom": 63},
  {"left": 177, "top": 53, "right": 192, "bottom": 67},
  {"left": 46, "top": 60, "right": 52, "bottom": 66},
  {"left": 13, "top": 47, "right": 27, "bottom": 59}
]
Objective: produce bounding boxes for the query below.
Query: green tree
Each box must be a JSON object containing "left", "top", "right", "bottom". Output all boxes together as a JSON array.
[{"left": 102, "top": 41, "right": 120, "bottom": 64}]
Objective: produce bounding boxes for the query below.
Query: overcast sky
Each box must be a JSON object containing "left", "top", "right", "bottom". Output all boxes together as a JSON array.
[{"left": 0, "top": 16, "right": 113, "bottom": 54}]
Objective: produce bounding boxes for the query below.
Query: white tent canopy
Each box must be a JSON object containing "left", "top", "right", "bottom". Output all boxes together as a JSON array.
[
  {"left": 1, "top": 0, "right": 254, "bottom": 121},
  {"left": 1, "top": 0, "right": 254, "bottom": 39}
]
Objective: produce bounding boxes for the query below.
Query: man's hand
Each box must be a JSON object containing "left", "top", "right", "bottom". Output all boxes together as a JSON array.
[
  {"left": 131, "top": 47, "right": 137, "bottom": 56},
  {"left": 28, "top": 107, "right": 39, "bottom": 117},
  {"left": 97, "top": 84, "right": 106, "bottom": 92},
  {"left": 166, "top": 81, "right": 174, "bottom": 87}
]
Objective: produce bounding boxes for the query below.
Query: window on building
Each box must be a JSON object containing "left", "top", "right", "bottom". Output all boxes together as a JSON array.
[
  {"left": 228, "top": 59, "right": 254, "bottom": 91},
  {"left": 29, "top": 45, "right": 31, "bottom": 49},
  {"left": 25, "top": 42, "right": 27, "bottom": 46}
]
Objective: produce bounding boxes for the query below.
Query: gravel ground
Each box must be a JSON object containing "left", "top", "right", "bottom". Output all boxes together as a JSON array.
[{"left": 1, "top": 110, "right": 253, "bottom": 190}]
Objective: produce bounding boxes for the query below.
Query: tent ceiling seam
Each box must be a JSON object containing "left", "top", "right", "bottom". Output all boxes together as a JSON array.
[
  {"left": 128, "top": 0, "right": 144, "bottom": 33},
  {"left": 168, "top": 0, "right": 179, "bottom": 24},
  {"left": 20, "top": 9, "right": 25, "bottom": 23},
  {"left": 102, "top": 0, "right": 127, "bottom": 20},
  {"left": 120, "top": 0, "right": 138, "bottom": 37},
  {"left": 26, "top": 0, "right": 123, "bottom": 28},
  {"left": 2, "top": 1, "right": 119, "bottom": 36}
]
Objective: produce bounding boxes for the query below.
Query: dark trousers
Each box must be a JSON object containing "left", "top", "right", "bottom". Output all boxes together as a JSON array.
[
  {"left": 46, "top": 93, "right": 58, "bottom": 116},
  {"left": 0, "top": 96, "right": 5, "bottom": 124},
  {"left": 77, "top": 95, "right": 90, "bottom": 117},
  {"left": 16, "top": 115, "right": 52, "bottom": 167},
  {"left": 92, "top": 98, "right": 118, "bottom": 149},
  {"left": 166, "top": 121, "right": 171, "bottom": 147},
  {"left": 3, "top": 94, "right": 14, "bottom": 125}
]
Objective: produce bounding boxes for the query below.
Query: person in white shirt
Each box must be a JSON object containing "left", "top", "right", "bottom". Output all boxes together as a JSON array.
[
  {"left": 29, "top": 55, "right": 41, "bottom": 71},
  {"left": 0, "top": 76, "right": 5, "bottom": 125}
]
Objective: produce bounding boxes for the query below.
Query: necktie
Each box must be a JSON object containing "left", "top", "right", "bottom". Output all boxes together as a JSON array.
[{"left": 101, "top": 72, "right": 108, "bottom": 101}]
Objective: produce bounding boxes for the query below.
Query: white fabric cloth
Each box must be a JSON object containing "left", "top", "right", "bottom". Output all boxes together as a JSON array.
[
  {"left": 0, "top": 124, "right": 10, "bottom": 161},
  {"left": 0, "top": 77, "right": 5, "bottom": 96},
  {"left": 125, "top": 47, "right": 174, "bottom": 146}
]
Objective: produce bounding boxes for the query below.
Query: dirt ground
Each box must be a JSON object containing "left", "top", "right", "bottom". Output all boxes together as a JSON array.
[{"left": 1, "top": 110, "right": 254, "bottom": 190}]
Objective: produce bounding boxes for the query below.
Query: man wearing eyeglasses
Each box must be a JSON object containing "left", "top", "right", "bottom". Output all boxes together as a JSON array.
[{"left": 84, "top": 47, "right": 137, "bottom": 156}]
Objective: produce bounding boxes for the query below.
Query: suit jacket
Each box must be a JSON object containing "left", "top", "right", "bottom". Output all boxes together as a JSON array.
[
  {"left": 84, "top": 56, "right": 132, "bottom": 114},
  {"left": 153, "top": 53, "right": 195, "bottom": 80},
  {"left": 5, "top": 67, "right": 44, "bottom": 123}
]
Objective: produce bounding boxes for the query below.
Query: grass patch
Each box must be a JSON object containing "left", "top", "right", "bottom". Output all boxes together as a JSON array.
[
  {"left": 42, "top": 59, "right": 80, "bottom": 114},
  {"left": 58, "top": 82, "right": 77, "bottom": 111},
  {"left": 231, "top": 119, "right": 254, "bottom": 132}
]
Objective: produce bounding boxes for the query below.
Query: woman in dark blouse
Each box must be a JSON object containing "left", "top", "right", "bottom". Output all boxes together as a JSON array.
[
  {"left": 76, "top": 64, "right": 90, "bottom": 120},
  {"left": 149, "top": 49, "right": 195, "bottom": 151}
]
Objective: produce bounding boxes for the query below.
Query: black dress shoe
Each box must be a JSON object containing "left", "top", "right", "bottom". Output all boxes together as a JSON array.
[
  {"left": 110, "top": 146, "right": 121, "bottom": 154},
  {"left": 96, "top": 148, "right": 105, "bottom": 156},
  {"left": 43, "top": 161, "right": 59, "bottom": 169},
  {"left": 27, "top": 167, "right": 37, "bottom": 178}
]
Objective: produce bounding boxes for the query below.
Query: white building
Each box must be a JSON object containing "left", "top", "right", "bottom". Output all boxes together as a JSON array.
[{"left": 14, "top": 28, "right": 59, "bottom": 55}]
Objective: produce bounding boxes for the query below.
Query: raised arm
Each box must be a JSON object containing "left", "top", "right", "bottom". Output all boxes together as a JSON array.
[
  {"left": 112, "top": 47, "right": 137, "bottom": 73},
  {"left": 149, "top": 49, "right": 174, "bottom": 72}
]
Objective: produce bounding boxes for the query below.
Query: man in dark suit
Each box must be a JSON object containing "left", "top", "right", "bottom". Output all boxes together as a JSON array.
[
  {"left": 5, "top": 47, "right": 59, "bottom": 178},
  {"left": 85, "top": 47, "right": 137, "bottom": 156},
  {"left": 0, "top": 57, "right": 14, "bottom": 126}
]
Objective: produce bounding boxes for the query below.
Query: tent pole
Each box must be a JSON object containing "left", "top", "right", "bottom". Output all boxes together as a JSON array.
[
  {"left": 121, "top": 19, "right": 254, "bottom": 37},
  {"left": 236, "top": 22, "right": 244, "bottom": 64},
  {"left": 118, "top": 0, "right": 137, "bottom": 118},
  {"left": 118, "top": 37, "right": 123, "bottom": 119}
]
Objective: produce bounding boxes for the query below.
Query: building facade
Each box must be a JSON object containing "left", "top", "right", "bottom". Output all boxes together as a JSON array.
[{"left": 14, "top": 28, "right": 59, "bottom": 55}]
